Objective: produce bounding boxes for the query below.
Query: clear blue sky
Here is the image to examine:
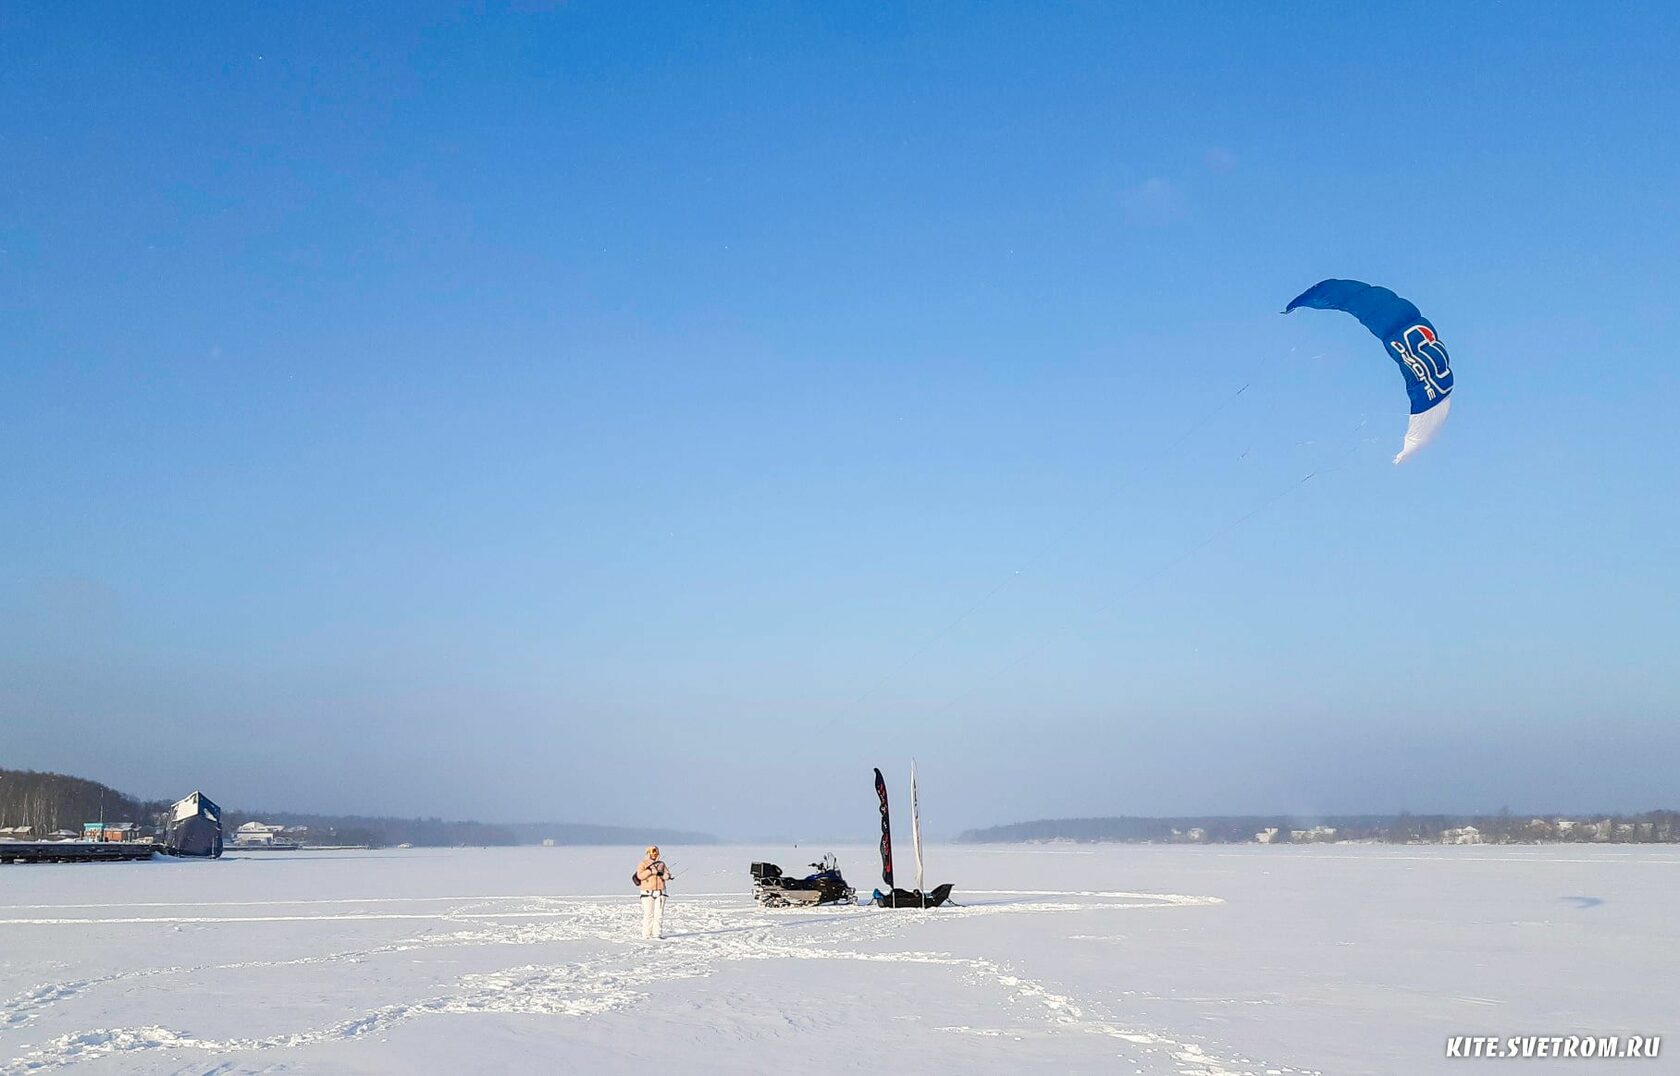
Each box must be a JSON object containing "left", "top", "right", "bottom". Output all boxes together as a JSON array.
[{"left": 3, "top": 3, "right": 1677, "bottom": 838}]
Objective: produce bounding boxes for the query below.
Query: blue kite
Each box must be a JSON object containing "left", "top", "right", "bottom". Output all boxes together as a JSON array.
[{"left": 1285, "top": 279, "right": 1455, "bottom": 463}]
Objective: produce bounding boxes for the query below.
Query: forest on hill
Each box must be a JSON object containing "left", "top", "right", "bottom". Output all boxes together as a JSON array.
[{"left": 0, "top": 768, "right": 160, "bottom": 835}]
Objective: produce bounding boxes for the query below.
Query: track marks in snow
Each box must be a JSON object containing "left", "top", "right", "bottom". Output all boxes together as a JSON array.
[
  {"left": 0, "top": 890, "right": 1278, "bottom": 1075},
  {"left": 966, "top": 890, "right": 1223, "bottom": 903},
  {"left": 0, "top": 890, "right": 1218, "bottom": 925},
  {"left": 0, "top": 900, "right": 637, "bottom": 1034},
  {"left": 0, "top": 969, "right": 191, "bottom": 1033}
]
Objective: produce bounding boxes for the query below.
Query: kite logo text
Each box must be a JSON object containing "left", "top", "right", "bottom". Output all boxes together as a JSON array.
[{"left": 1392, "top": 324, "right": 1454, "bottom": 402}]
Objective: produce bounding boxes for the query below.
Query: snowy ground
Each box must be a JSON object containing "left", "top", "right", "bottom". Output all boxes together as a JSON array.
[{"left": 1, "top": 843, "right": 1676, "bottom": 1074}]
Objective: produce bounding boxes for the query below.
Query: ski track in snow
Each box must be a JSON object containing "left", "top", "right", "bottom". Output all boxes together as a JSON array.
[{"left": 0, "top": 889, "right": 1314, "bottom": 1076}]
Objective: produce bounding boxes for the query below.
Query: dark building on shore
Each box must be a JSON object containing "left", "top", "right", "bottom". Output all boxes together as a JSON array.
[{"left": 162, "top": 791, "right": 223, "bottom": 858}]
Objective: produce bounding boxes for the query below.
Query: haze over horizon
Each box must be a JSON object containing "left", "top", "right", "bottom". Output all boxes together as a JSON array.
[{"left": 4, "top": 4, "right": 1677, "bottom": 839}]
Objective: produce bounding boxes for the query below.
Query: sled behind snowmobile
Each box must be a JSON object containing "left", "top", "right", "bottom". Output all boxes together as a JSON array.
[
  {"left": 870, "top": 765, "right": 953, "bottom": 908},
  {"left": 872, "top": 883, "right": 954, "bottom": 908}
]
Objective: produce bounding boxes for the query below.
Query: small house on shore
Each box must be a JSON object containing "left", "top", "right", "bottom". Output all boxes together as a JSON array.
[{"left": 81, "top": 822, "right": 140, "bottom": 842}]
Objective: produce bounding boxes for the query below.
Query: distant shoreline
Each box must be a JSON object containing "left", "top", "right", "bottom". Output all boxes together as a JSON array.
[
  {"left": 959, "top": 812, "right": 1680, "bottom": 846},
  {"left": 0, "top": 768, "right": 719, "bottom": 851}
]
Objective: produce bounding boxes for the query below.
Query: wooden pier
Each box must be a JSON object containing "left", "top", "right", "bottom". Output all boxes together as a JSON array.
[{"left": 0, "top": 840, "right": 158, "bottom": 865}]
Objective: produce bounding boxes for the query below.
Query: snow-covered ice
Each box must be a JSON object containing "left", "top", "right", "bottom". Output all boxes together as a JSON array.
[{"left": 2, "top": 843, "right": 1677, "bottom": 1074}]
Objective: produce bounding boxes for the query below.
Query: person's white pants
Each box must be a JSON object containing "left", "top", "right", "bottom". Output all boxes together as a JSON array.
[{"left": 640, "top": 892, "right": 665, "bottom": 939}]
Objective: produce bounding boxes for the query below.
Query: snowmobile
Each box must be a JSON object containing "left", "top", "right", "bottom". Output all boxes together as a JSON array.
[{"left": 751, "top": 854, "right": 857, "bottom": 907}]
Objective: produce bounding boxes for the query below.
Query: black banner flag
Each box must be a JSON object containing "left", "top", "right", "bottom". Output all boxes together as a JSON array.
[{"left": 874, "top": 767, "right": 893, "bottom": 889}]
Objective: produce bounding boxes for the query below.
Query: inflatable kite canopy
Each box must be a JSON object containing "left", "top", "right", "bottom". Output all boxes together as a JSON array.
[{"left": 1285, "top": 279, "right": 1455, "bottom": 463}]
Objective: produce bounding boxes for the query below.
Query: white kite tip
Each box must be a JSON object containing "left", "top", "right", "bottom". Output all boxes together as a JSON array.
[{"left": 1394, "top": 397, "right": 1451, "bottom": 466}]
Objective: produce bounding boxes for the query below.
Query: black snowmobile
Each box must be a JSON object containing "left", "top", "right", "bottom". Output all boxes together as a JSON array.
[{"left": 751, "top": 854, "right": 857, "bottom": 907}]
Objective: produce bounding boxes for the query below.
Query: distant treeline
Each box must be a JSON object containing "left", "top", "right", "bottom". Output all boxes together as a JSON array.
[
  {"left": 958, "top": 811, "right": 1680, "bottom": 844},
  {"left": 0, "top": 768, "right": 717, "bottom": 848},
  {"left": 0, "top": 769, "right": 163, "bottom": 835},
  {"left": 214, "top": 815, "right": 719, "bottom": 849},
  {"left": 960, "top": 816, "right": 1295, "bottom": 844},
  {"left": 221, "top": 810, "right": 517, "bottom": 849},
  {"left": 502, "top": 822, "right": 718, "bottom": 846}
]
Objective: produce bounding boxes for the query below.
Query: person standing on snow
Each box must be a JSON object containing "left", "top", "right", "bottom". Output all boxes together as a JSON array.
[{"left": 635, "top": 845, "right": 674, "bottom": 939}]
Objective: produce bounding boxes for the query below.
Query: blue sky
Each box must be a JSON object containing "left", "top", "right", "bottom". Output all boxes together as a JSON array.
[{"left": 3, "top": 3, "right": 1677, "bottom": 837}]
